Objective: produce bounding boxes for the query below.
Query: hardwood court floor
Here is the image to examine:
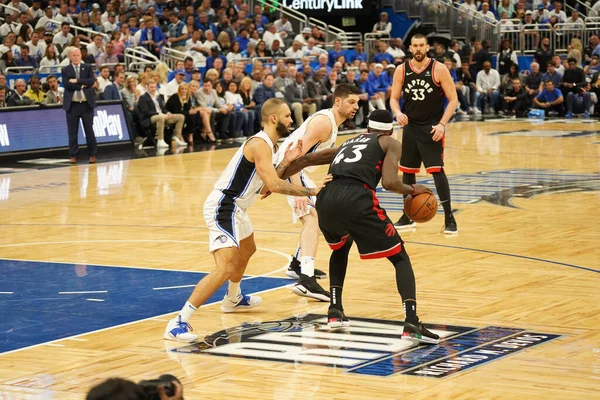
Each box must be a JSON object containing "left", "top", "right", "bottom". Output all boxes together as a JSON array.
[{"left": 0, "top": 119, "right": 599, "bottom": 399}]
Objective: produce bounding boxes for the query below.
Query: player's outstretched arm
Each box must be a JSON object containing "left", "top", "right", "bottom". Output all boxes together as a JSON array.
[
  {"left": 246, "top": 139, "right": 331, "bottom": 197},
  {"left": 379, "top": 136, "right": 432, "bottom": 196},
  {"left": 281, "top": 147, "right": 338, "bottom": 180},
  {"left": 390, "top": 64, "right": 408, "bottom": 125}
]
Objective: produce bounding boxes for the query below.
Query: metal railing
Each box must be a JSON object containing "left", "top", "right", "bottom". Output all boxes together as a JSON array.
[
  {"left": 39, "top": 65, "right": 62, "bottom": 74},
  {"left": 4, "top": 66, "right": 35, "bottom": 74},
  {"left": 160, "top": 46, "right": 186, "bottom": 70},
  {"left": 124, "top": 47, "right": 160, "bottom": 71},
  {"left": 47, "top": 19, "right": 109, "bottom": 41}
]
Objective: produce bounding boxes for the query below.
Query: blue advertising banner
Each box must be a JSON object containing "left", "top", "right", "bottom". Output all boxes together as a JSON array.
[{"left": 0, "top": 102, "right": 131, "bottom": 154}]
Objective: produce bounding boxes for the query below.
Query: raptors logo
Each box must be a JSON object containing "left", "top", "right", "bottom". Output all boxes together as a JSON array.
[{"left": 385, "top": 223, "right": 395, "bottom": 237}]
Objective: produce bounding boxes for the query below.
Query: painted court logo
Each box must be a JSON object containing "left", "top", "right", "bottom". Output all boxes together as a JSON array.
[
  {"left": 171, "top": 314, "right": 559, "bottom": 378},
  {"left": 378, "top": 169, "right": 600, "bottom": 212}
]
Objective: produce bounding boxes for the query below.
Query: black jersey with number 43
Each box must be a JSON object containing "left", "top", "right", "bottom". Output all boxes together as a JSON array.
[
  {"left": 400, "top": 59, "right": 446, "bottom": 125},
  {"left": 328, "top": 133, "right": 386, "bottom": 190}
]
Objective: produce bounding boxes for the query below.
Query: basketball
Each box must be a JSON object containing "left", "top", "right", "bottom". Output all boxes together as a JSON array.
[{"left": 404, "top": 193, "right": 438, "bottom": 223}]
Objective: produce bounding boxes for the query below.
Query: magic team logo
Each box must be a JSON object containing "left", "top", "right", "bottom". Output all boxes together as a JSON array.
[
  {"left": 378, "top": 169, "right": 600, "bottom": 212},
  {"left": 171, "top": 314, "right": 559, "bottom": 378}
]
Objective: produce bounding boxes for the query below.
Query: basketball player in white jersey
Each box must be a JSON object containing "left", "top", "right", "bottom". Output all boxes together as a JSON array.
[
  {"left": 272, "top": 84, "right": 361, "bottom": 301},
  {"left": 164, "top": 98, "right": 333, "bottom": 342}
]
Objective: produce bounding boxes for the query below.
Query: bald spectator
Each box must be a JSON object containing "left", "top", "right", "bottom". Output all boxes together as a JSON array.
[
  {"left": 96, "top": 42, "right": 119, "bottom": 70},
  {"left": 7, "top": 78, "right": 33, "bottom": 106},
  {"left": 285, "top": 40, "right": 304, "bottom": 59}
]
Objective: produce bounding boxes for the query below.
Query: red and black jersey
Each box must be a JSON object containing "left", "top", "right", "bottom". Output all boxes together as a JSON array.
[
  {"left": 328, "top": 133, "right": 385, "bottom": 190},
  {"left": 400, "top": 58, "right": 446, "bottom": 125}
]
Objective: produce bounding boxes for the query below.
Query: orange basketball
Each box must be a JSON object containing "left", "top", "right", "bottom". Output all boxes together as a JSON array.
[{"left": 404, "top": 193, "right": 438, "bottom": 223}]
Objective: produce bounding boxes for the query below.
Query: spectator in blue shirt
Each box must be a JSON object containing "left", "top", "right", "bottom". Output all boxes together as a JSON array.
[
  {"left": 540, "top": 62, "right": 562, "bottom": 90},
  {"left": 372, "top": 42, "right": 394, "bottom": 64},
  {"left": 347, "top": 42, "right": 367, "bottom": 65},
  {"left": 359, "top": 68, "right": 386, "bottom": 111},
  {"left": 368, "top": 63, "right": 389, "bottom": 95},
  {"left": 15, "top": 45, "right": 38, "bottom": 71},
  {"left": 534, "top": 80, "right": 564, "bottom": 115},
  {"left": 328, "top": 40, "right": 346, "bottom": 67},
  {"left": 236, "top": 28, "right": 250, "bottom": 52},
  {"left": 252, "top": 73, "right": 276, "bottom": 123},
  {"left": 195, "top": 12, "right": 217, "bottom": 35},
  {"left": 139, "top": 17, "right": 166, "bottom": 56}
]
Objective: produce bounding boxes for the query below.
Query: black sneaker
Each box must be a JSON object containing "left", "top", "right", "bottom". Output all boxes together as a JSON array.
[
  {"left": 394, "top": 213, "right": 416, "bottom": 230},
  {"left": 286, "top": 256, "right": 326, "bottom": 280},
  {"left": 402, "top": 320, "right": 440, "bottom": 344},
  {"left": 327, "top": 306, "right": 350, "bottom": 329},
  {"left": 443, "top": 213, "right": 458, "bottom": 234},
  {"left": 291, "top": 273, "right": 330, "bottom": 301}
]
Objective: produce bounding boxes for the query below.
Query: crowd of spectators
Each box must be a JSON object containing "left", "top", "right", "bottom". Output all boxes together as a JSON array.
[{"left": 0, "top": 0, "right": 598, "bottom": 145}]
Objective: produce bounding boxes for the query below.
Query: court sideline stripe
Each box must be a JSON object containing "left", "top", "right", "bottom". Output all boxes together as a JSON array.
[{"left": 0, "top": 225, "right": 596, "bottom": 274}]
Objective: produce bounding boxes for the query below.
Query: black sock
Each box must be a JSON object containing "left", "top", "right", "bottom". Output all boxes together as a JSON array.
[
  {"left": 331, "top": 286, "right": 343, "bottom": 309},
  {"left": 432, "top": 171, "right": 452, "bottom": 215},
  {"left": 329, "top": 237, "right": 353, "bottom": 308},
  {"left": 402, "top": 173, "right": 416, "bottom": 200},
  {"left": 388, "top": 249, "right": 418, "bottom": 322}
]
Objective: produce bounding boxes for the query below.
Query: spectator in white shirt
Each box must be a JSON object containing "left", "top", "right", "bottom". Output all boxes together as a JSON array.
[
  {"left": 549, "top": 2, "right": 567, "bottom": 23},
  {"left": 54, "top": 3, "right": 73, "bottom": 24},
  {"left": 163, "top": 69, "right": 186, "bottom": 99},
  {"left": 35, "top": 7, "right": 58, "bottom": 33},
  {"left": 274, "top": 15, "right": 293, "bottom": 35},
  {"left": 8, "top": 0, "right": 28, "bottom": 13},
  {"left": 101, "top": 3, "right": 115, "bottom": 24},
  {"left": 26, "top": 31, "right": 46, "bottom": 61},
  {"left": 387, "top": 38, "right": 405, "bottom": 60},
  {"left": 28, "top": 1, "right": 44, "bottom": 20},
  {"left": 97, "top": 65, "right": 113, "bottom": 93},
  {"left": 263, "top": 24, "right": 285, "bottom": 50},
  {"left": 294, "top": 27, "right": 312, "bottom": 45},
  {"left": 0, "top": 14, "right": 19, "bottom": 38},
  {"left": 476, "top": 61, "right": 501, "bottom": 113},
  {"left": 479, "top": 3, "right": 497, "bottom": 23},
  {"left": 285, "top": 40, "right": 304, "bottom": 59},
  {"left": 185, "top": 30, "right": 209, "bottom": 67},
  {"left": 459, "top": 0, "right": 478, "bottom": 15},
  {"left": 564, "top": 10, "right": 584, "bottom": 29},
  {"left": 202, "top": 30, "right": 221, "bottom": 51},
  {"left": 103, "top": 13, "right": 118, "bottom": 33},
  {"left": 303, "top": 37, "right": 326, "bottom": 56},
  {"left": 86, "top": 34, "right": 105, "bottom": 60},
  {"left": 52, "top": 23, "right": 74, "bottom": 48},
  {"left": 372, "top": 12, "right": 392, "bottom": 34}
]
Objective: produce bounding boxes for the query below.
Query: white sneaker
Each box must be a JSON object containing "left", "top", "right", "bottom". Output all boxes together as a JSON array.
[
  {"left": 174, "top": 136, "right": 187, "bottom": 147},
  {"left": 164, "top": 316, "right": 198, "bottom": 342},
  {"left": 156, "top": 139, "right": 169, "bottom": 148},
  {"left": 474, "top": 107, "right": 482, "bottom": 115},
  {"left": 220, "top": 292, "right": 262, "bottom": 313}
]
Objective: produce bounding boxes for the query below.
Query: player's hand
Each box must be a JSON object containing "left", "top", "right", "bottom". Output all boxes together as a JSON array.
[
  {"left": 312, "top": 174, "right": 333, "bottom": 195},
  {"left": 157, "top": 381, "right": 183, "bottom": 400},
  {"left": 283, "top": 139, "right": 303, "bottom": 164},
  {"left": 294, "top": 196, "right": 312, "bottom": 215},
  {"left": 430, "top": 123, "right": 445, "bottom": 142},
  {"left": 395, "top": 111, "right": 408, "bottom": 126},
  {"left": 411, "top": 184, "right": 433, "bottom": 196}
]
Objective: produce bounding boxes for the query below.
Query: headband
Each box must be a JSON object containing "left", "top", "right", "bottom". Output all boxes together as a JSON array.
[{"left": 368, "top": 120, "right": 393, "bottom": 131}]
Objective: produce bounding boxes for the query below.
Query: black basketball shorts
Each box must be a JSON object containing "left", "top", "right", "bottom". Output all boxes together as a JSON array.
[
  {"left": 399, "top": 121, "right": 444, "bottom": 174},
  {"left": 316, "top": 181, "right": 403, "bottom": 259}
]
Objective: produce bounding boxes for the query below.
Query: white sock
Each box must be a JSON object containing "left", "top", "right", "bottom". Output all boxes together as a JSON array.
[
  {"left": 178, "top": 301, "right": 197, "bottom": 322},
  {"left": 300, "top": 256, "right": 315, "bottom": 277},
  {"left": 227, "top": 280, "right": 241, "bottom": 299}
]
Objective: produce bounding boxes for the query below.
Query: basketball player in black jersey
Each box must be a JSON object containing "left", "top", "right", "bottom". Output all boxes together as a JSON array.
[
  {"left": 391, "top": 34, "right": 459, "bottom": 233},
  {"left": 315, "top": 110, "right": 440, "bottom": 344}
]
